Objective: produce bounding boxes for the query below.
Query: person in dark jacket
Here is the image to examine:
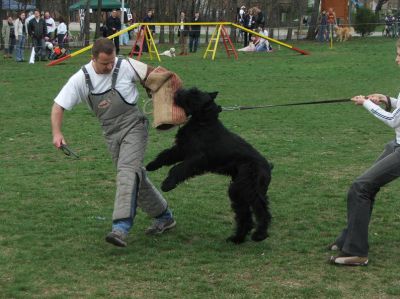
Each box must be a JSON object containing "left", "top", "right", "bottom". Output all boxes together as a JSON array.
[
  {"left": 28, "top": 9, "right": 47, "bottom": 61},
  {"left": 243, "top": 9, "right": 256, "bottom": 47},
  {"left": 106, "top": 9, "right": 121, "bottom": 54},
  {"left": 178, "top": 11, "right": 189, "bottom": 55},
  {"left": 189, "top": 12, "right": 201, "bottom": 53}
]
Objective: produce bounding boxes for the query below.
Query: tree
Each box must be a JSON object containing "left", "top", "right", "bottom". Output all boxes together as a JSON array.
[
  {"left": 375, "top": 0, "right": 389, "bottom": 14},
  {"left": 94, "top": 0, "right": 103, "bottom": 39},
  {"left": 355, "top": 6, "right": 378, "bottom": 37},
  {"left": 306, "top": 0, "right": 320, "bottom": 40},
  {"left": 84, "top": 0, "right": 91, "bottom": 46}
]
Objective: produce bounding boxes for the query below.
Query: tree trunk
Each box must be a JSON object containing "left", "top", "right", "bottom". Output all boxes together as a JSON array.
[
  {"left": 0, "top": 1, "right": 4, "bottom": 50},
  {"left": 306, "top": 0, "right": 320, "bottom": 40},
  {"left": 95, "top": 0, "right": 103, "bottom": 40},
  {"left": 84, "top": 0, "right": 91, "bottom": 46}
]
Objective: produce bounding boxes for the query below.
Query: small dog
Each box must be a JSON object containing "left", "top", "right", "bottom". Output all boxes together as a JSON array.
[
  {"left": 159, "top": 47, "right": 176, "bottom": 57},
  {"left": 334, "top": 25, "right": 354, "bottom": 42},
  {"left": 146, "top": 88, "right": 272, "bottom": 244}
]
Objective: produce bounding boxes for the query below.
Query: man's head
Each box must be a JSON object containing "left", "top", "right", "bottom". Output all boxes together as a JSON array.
[
  {"left": 195, "top": 12, "right": 200, "bottom": 18},
  {"left": 180, "top": 11, "right": 185, "bottom": 19},
  {"left": 92, "top": 38, "right": 116, "bottom": 74},
  {"left": 111, "top": 9, "right": 117, "bottom": 18},
  {"left": 147, "top": 10, "right": 153, "bottom": 17},
  {"left": 34, "top": 9, "right": 40, "bottom": 18}
]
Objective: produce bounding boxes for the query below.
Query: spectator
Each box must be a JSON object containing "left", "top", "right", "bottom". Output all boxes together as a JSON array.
[
  {"left": 243, "top": 8, "right": 256, "bottom": 47},
  {"left": 317, "top": 10, "right": 328, "bottom": 42},
  {"left": 28, "top": 8, "right": 47, "bottom": 61},
  {"left": 142, "top": 9, "right": 154, "bottom": 52},
  {"left": 326, "top": 7, "right": 337, "bottom": 40},
  {"left": 237, "top": 5, "right": 246, "bottom": 43},
  {"left": 253, "top": 6, "right": 265, "bottom": 28},
  {"left": 189, "top": 12, "right": 201, "bottom": 53},
  {"left": 178, "top": 11, "right": 189, "bottom": 55},
  {"left": 57, "top": 16, "right": 67, "bottom": 48},
  {"left": 14, "top": 11, "right": 27, "bottom": 62},
  {"left": 106, "top": 9, "right": 121, "bottom": 55},
  {"left": 44, "top": 11, "right": 56, "bottom": 40},
  {"left": 255, "top": 26, "right": 272, "bottom": 52},
  {"left": 2, "top": 15, "right": 16, "bottom": 59}
]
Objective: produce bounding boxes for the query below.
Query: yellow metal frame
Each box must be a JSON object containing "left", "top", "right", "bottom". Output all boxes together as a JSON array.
[
  {"left": 143, "top": 25, "right": 161, "bottom": 61},
  {"left": 48, "top": 22, "right": 308, "bottom": 67},
  {"left": 203, "top": 25, "right": 223, "bottom": 60}
]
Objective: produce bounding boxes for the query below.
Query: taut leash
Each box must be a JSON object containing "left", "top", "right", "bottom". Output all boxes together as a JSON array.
[{"left": 222, "top": 98, "right": 351, "bottom": 111}]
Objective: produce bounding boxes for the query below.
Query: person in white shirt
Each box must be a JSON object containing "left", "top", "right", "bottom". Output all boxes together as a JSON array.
[
  {"left": 56, "top": 16, "right": 67, "bottom": 48},
  {"left": 51, "top": 38, "right": 176, "bottom": 247},
  {"left": 329, "top": 39, "right": 400, "bottom": 266},
  {"left": 44, "top": 11, "right": 56, "bottom": 39},
  {"left": 255, "top": 27, "right": 271, "bottom": 52}
]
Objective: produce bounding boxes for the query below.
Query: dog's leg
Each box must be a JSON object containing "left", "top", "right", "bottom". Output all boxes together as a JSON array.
[
  {"left": 226, "top": 180, "right": 254, "bottom": 244},
  {"left": 250, "top": 193, "right": 271, "bottom": 242},
  {"left": 146, "top": 146, "right": 184, "bottom": 171},
  {"left": 161, "top": 155, "right": 207, "bottom": 192}
]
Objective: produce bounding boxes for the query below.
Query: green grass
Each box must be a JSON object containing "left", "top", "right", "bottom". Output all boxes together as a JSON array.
[{"left": 2, "top": 38, "right": 400, "bottom": 298}]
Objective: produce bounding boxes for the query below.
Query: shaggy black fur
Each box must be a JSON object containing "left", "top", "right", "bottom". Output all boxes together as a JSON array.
[{"left": 146, "top": 88, "right": 272, "bottom": 244}]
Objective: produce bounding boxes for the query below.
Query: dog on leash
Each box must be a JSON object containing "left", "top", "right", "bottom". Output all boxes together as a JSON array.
[
  {"left": 146, "top": 88, "right": 273, "bottom": 244},
  {"left": 334, "top": 25, "right": 354, "bottom": 42},
  {"left": 159, "top": 47, "right": 176, "bottom": 57}
]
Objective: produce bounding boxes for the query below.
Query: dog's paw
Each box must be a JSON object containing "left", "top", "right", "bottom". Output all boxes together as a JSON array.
[
  {"left": 251, "top": 231, "right": 268, "bottom": 242},
  {"left": 161, "top": 177, "right": 177, "bottom": 192},
  {"left": 226, "top": 235, "right": 246, "bottom": 244},
  {"left": 146, "top": 161, "right": 160, "bottom": 171}
]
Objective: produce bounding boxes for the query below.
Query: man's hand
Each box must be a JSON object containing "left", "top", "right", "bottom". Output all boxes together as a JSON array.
[
  {"left": 366, "top": 93, "right": 388, "bottom": 105},
  {"left": 351, "top": 95, "right": 367, "bottom": 105},
  {"left": 53, "top": 133, "right": 66, "bottom": 149}
]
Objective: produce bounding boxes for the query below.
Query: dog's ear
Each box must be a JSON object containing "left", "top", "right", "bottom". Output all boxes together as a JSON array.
[{"left": 208, "top": 92, "right": 219, "bottom": 100}]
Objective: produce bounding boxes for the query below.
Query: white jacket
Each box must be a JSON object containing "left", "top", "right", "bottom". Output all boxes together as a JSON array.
[{"left": 14, "top": 18, "right": 27, "bottom": 37}]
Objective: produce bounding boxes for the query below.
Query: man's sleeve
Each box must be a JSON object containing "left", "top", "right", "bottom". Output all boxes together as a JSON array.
[{"left": 54, "top": 71, "right": 88, "bottom": 111}]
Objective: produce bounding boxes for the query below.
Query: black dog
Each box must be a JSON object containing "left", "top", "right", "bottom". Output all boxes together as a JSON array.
[{"left": 146, "top": 88, "right": 272, "bottom": 243}]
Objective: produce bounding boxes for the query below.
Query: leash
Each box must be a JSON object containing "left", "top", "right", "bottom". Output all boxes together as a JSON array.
[
  {"left": 222, "top": 98, "right": 351, "bottom": 111},
  {"left": 60, "top": 143, "right": 80, "bottom": 159},
  {"left": 222, "top": 97, "right": 392, "bottom": 112}
]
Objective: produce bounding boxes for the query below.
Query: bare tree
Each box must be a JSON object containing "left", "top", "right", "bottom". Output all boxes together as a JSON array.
[
  {"left": 306, "top": 0, "right": 320, "bottom": 40},
  {"left": 94, "top": 0, "right": 103, "bottom": 39},
  {"left": 375, "top": 0, "right": 389, "bottom": 14},
  {"left": 84, "top": 0, "right": 91, "bottom": 46}
]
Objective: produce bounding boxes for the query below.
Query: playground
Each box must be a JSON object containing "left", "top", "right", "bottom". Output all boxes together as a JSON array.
[{"left": 1, "top": 34, "right": 400, "bottom": 297}]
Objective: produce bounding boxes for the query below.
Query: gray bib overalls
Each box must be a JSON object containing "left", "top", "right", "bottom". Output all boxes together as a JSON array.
[{"left": 82, "top": 59, "right": 167, "bottom": 221}]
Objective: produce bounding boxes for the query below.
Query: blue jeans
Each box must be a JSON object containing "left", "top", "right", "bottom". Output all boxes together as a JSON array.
[
  {"left": 318, "top": 25, "right": 327, "bottom": 42},
  {"left": 15, "top": 35, "right": 25, "bottom": 61},
  {"left": 189, "top": 35, "right": 199, "bottom": 52}
]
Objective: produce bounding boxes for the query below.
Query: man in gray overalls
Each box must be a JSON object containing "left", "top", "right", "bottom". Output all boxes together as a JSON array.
[{"left": 51, "top": 38, "right": 176, "bottom": 247}]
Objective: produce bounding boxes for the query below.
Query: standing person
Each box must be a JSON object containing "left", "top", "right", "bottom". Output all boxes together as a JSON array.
[
  {"left": 2, "top": 16, "right": 16, "bottom": 59},
  {"left": 189, "top": 12, "right": 201, "bottom": 53},
  {"left": 178, "top": 11, "right": 189, "bottom": 55},
  {"left": 142, "top": 10, "right": 154, "bottom": 53},
  {"left": 14, "top": 11, "right": 27, "bottom": 62},
  {"left": 56, "top": 16, "right": 67, "bottom": 48},
  {"left": 329, "top": 39, "right": 400, "bottom": 266},
  {"left": 51, "top": 38, "right": 176, "bottom": 247},
  {"left": 326, "top": 7, "right": 336, "bottom": 41},
  {"left": 44, "top": 11, "right": 56, "bottom": 40},
  {"left": 28, "top": 9, "right": 47, "bottom": 61},
  {"left": 243, "top": 9, "right": 256, "bottom": 47},
  {"left": 106, "top": 9, "right": 121, "bottom": 55},
  {"left": 237, "top": 5, "right": 246, "bottom": 43},
  {"left": 317, "top": 10, "right": 328, "bottom": 42}
]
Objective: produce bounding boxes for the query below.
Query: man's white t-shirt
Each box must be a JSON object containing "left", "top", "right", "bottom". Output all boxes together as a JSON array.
[{"left": 54, "top": 58, "right": 148, "bottom": 111}]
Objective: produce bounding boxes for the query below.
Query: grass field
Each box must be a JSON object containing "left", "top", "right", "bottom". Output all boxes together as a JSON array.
[{"left": 2, "top": 38, "right": 400, "bottom": 298}]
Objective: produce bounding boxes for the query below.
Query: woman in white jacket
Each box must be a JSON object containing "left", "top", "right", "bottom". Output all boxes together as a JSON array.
[{"left": 14, "top": 11, "right": 27, "bottom": 62}]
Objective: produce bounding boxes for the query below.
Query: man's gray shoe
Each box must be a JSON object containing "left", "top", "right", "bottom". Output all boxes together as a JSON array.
[
  {"left": 105, "top": 230, "right": 127, "bottom": 247},
  {"left": 145, "top": 218, "right": 176, "bottom": 235}
]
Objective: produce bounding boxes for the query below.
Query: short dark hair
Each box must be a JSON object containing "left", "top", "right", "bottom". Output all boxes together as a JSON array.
[{"left": 92, "top": 38, "right": 115, "bottom": 58}]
